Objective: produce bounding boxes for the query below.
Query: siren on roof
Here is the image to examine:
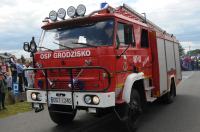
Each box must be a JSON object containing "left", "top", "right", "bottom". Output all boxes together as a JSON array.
[{"left": 100, "top": 2, "right": 109, "bottom": 9}]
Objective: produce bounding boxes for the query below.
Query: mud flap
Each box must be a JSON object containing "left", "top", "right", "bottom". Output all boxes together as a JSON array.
[
  {"left": 114, "top": 103, "right": 130, "bottom": 121},
  {"left": 33, "top": 103, "right": 44, "bottom": 113}
]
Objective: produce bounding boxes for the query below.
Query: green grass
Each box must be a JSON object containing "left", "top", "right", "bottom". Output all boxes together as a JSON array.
[{"left": 0, "top": 101, "right": 32, "bottom": 119}]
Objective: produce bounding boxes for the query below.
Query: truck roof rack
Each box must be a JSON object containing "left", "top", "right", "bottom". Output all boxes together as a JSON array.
[{"left": 115, "top": 3, "right": 177, "bottom": 40}]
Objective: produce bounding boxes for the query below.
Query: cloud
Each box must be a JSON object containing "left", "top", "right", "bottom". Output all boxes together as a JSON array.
[
  {"left": 0, "top": 0, "right": 199, "bottom": 57},
  {"left": 0, "top": 0, "right": 17, "bottom": 7},
  {"left": 0, "top": 0, "right": 127, "bottom": 58},
  {"left": 0, "top": 49, "right": 30, "bottom": 59},
  {"left": 180, "top": 41, "right": 200, "bottom": 52},
  {"left": 0, "top": 0, "right": 125, "bottom": 51},
  {"left": 128, "top": 0, "right": 200, "bottom": 49}
]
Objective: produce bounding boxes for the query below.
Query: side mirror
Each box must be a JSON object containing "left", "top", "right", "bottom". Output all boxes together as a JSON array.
[{"left": 23, "top": 42, "right": 30, "bottom": 52}]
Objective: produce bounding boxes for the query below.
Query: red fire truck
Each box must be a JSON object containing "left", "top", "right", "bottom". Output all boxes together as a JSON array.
[{"left": 24, "top": 3, "right": 182, "bottom": 130}]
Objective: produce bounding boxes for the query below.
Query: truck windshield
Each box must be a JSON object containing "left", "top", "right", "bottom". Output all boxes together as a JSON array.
[{"left": 39, "top": 19, "right": 114, "bottom": 50}]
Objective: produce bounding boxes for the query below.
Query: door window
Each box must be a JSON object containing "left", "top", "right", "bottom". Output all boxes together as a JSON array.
[
  {"left": 116, "top": 23, "right": 135, "bottom": 47},
  {"left": 141, "top": 29, "right": 149, "bottom": 48}
]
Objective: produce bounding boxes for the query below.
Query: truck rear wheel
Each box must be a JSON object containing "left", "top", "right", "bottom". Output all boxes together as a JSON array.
[
  {"left": 48, "top": 105, "right": 76, "bottom": 125},
  {"left": 126, "top": 89, "right": 142, "bottom": 132},
  {"left": 163, "top": 80, "right": 176, "bottom": 104}
]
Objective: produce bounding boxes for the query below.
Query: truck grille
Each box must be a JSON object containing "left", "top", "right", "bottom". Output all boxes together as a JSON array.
[{"left": 48, "top": 69, "right": 81, "bottom": 77}]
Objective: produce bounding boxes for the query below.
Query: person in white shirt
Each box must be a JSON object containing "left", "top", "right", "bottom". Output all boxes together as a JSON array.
[
  {"left": 24, "top": 62, "right": 34, "bottom": 88},
  {"left": 5, "top": 63, "right": 12, "bottom": 91}
]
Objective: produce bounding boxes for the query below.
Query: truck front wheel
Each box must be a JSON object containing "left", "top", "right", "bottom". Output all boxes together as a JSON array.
[
  {"left": 126, "top": 89, "right": 142, "bottom": 132},
  {"left": 48, "top": 105, "right": 77, "bottom": 125}
]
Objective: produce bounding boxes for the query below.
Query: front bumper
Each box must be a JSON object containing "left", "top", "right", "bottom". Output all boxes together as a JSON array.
[{"left": 26, "top": 90, "right": 115, "bottom": 108}]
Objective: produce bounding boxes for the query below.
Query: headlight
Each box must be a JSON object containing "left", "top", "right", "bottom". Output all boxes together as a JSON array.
[
  {"left": 23, "top": 42, "right": 30, "bottom": 52},
  {"left": 76, "top": 4, "right": 86, "bottom": 16},
  {"left": 31, "top": 93, "right": 37, "bottom": 100},
  {"left": 84, "top": 95, "right": 100, "bottom": 105},
  {"left": 49, "top": 10, "right": 57, "bottom": 21},
  {"left": 57, "top": 8, "right": 66, "bottom": 19},
  {"left": 84, "top": 96, "right": 92, "bottom": 104},
  {"left": 67, "top": 6, "right": 76, "bottom": 18},
  {"left": 93, "top": 96, "right": 100, "bottom": 105},
  {"left": 31, "top": 92, "right": 42, "bottom": 101}
]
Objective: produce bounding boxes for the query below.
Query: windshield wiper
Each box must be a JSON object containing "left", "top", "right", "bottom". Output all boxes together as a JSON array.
[
  {"left": 53, "top": 42, "right": 74, "bottom": 50},
  {"left": 39, "top": 46, "right": 54, "bottom": 52},
  {"left": 72, "top": 41, "right": 98, "bottom": 48}
]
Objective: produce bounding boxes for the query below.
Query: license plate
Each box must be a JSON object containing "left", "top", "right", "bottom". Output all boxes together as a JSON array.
[{"left": 50, "top": 97, "right": 72, "bottom": 105}]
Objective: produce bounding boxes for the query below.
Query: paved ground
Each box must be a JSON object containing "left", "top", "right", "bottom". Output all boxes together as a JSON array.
[{"left": 0, "top": 71, "right": 200, "bottom": 132}]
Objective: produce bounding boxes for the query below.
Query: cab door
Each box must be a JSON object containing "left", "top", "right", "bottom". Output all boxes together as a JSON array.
[{"left": 115, "top": 22, "right": 134, "bottom": 97}]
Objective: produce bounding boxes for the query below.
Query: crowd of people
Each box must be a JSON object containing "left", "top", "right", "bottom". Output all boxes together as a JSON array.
[
  {"left": 181, "top": 56, "right": 200, "bottom": 71},
  {"left": 0, "top": 56, "right": 34, "bottom": 110}
]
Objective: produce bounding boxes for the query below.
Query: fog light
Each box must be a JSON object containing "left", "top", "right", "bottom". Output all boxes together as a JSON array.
[
  {"left": 67, "top": 6, "right": 76, "bottom": 18},
  {"left": 49, "top": 10, "right": 57, "bottom": 21},
  {"left": 93, "top": 96, "right": 100, "bottom": 105},
  {"left": 76, "top": 4, "right": 86, "bottom": 16},
  {"left": 57, "top": 8, "right": 66, "bottom": 19},
  {"left": 84, "top": 96, "right": 92, "bottom": 104},
  {"left": 23, "top": 42, "right": 30, "bottom": 52}
]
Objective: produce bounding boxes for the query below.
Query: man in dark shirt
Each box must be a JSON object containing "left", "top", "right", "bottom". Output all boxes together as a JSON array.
[{"left": 0, "top": 71, "right": 7, "bottom": 110}]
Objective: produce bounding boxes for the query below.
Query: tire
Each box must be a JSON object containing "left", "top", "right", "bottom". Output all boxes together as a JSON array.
[
  {"left": 48, "top": 104, "right": 76, "bottom": 125},
  {"left": 163, "top": 80, "right": 176, "bottom": 104},
  {"left": 125, "top": 89, "right": 142, "bottom": 132}
]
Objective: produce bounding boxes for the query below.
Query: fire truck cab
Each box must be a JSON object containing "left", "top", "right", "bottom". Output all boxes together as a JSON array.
[{"left": 24, "top": 3, "right": 181, "bottom": 129}]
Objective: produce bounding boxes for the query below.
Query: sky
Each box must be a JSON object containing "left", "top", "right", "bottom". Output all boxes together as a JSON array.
[{"left": 0, "top": 0, "right": 200, "bottom": 57}]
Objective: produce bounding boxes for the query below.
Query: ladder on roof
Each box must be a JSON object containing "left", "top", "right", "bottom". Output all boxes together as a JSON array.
[
  {"left": 120, "top": 4, "right": 164, "bottom": 33},
  {"left": 117, "top": 4, "right": 177, "bottom": 40}
]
